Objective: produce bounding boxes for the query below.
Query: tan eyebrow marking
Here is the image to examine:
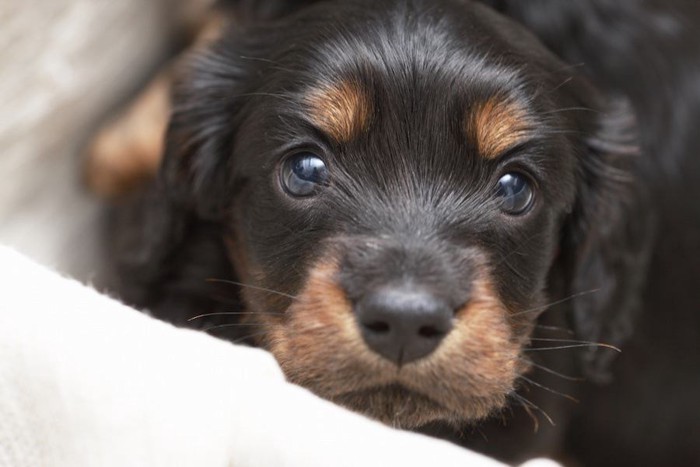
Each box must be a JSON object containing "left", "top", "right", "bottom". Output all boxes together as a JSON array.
[
  {"left": 467, "top": 96, "right": 534, "bottom": 159},
  {"left": 305, "top": 80, "right": 372, "bottom": 143}
]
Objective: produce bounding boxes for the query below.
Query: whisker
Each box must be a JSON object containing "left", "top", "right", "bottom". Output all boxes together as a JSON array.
[
  {"left": 541, "top": 106, "right": 599, "bottom": 115},
  {"left": 519, "top": 400, "right": 540, "bottom": 432},
  {"left": 232, "top": 330, "right": 272, "bottom": 344},
  {"left": 550, "top": 76, "right": 574, "bottom": 92},
  {"left": 525, "top": 343, "right": 621, "bottom": 352},
  {"left": 501, "top": 256, "right": 528, "bottom": 282},
  {"left": 206, "top": 278, "right": 297, "bottom": 300},
  {"left": 530, "top": 338, "right": 621, "bottom": 348},
  {"left": 494, "top": 232, "right": 546, "bottom": 268},
  {"left": 238, "top": 55, "right": 277, "bottom": 63},
  {"left": 520, "top": 358, "right": 584, "bottom": 382},
  {"left": 511, "top": 288, "right": 600, "bottom": 317},
  {"left": 511, "top": 393, "right": 555, "bottom": 427},
  {"left": 188, "top": 311, "right": 283, "bottom": 322},
  {"left": 555, "top": 62, "right": 586, "bottom": 73},
  {"left": 520, "top": 376, "right": 579, "bottom": 403},
  {"left": 475, "top": 427, "right": 489, "bottom": 442}
]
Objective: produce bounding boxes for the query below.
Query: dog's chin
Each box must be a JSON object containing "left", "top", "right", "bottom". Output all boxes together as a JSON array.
[
  {"left": 330, "top": 384, "right": 456, "bottom": 428},
  {"left": 328, "top": 384, "right": 504, "bottom": 429}
]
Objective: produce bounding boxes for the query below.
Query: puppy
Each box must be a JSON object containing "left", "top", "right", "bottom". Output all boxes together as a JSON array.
[{"left": 94, "top": 0, "right": 700, "bottom": 465}]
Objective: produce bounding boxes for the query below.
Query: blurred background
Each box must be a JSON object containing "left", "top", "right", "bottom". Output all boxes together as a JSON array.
[{"left": 0, "top": 0, "right": 214, "bottom": 282}]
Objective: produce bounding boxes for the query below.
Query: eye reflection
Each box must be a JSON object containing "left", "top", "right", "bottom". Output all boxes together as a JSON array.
[
  {"left": 281, "top": 152, "right": 329, "bottom": 197},
  {"left": 495, "top": 172, "right": 534, "bottom": 215}
]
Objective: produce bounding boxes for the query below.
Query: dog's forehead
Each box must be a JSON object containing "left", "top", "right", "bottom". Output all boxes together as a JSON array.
[
  {"left": 300, "top": 74, "right": 536, "bottom": 159},
  {"left": 281, "top": 2, "right": 544, "bottom": 159}
]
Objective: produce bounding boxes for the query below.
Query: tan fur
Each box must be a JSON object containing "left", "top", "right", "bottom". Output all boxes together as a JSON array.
[
  {"left": 259, "top": 251, "right": 531, "bottom": 428},
  {"left": 467, "top": 96, "right": 534, "bottom": 159},
  {"left": 305, "top": 81, "right": 372, "bottom": 143},
  {"left": 84, "top": 12, "right": 229, "bottom": 198},
  {"left": 85, "top": 71, "right": 171, "bottom": 197}
]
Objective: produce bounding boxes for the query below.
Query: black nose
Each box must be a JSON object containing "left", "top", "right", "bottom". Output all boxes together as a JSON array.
[{"left": 354, "top": 286, "right": 454, "bottom": 365}]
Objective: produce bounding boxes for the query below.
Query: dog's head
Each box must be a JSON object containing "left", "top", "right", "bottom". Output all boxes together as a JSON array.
[{"left": 136, "top": 0, "right": 649, "bottom": 428}]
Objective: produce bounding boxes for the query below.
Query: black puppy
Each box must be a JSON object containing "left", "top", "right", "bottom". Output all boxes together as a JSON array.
[{"left": 111, "top": 0, "right": 700, "bottom": 465}]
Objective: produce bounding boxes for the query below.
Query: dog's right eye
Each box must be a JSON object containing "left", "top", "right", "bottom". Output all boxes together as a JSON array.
[{"left": 280, "top": 152, "right": 329, "bottom": 197}]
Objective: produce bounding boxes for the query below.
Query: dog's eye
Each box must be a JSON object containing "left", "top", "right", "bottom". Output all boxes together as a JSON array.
[
  {"left": 495, "top": 172, "right": 534, "bottom": 215},
  {"left": 281, "top": 152, "right": 329, "bottom": 197}
]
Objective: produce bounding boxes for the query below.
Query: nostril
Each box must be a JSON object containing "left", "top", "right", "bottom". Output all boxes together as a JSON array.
[
  {"left": 418, "top": 325, "right": 446, "bottom": 339},
  {"left": 363, "top": 321, "right": 390, "bottom": 334},
  {"left": 354, "top": 285, "right": 456, "bottom": 365}
]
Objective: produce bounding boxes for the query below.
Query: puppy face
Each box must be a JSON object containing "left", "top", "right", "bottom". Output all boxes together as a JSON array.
[{"left": 166, "top": 0, "right": 632, "bottom": 428}]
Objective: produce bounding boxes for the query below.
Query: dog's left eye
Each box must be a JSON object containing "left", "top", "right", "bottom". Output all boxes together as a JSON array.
[
  {"left": 281, "top": 152, "right": 329, "bottom": 197},
  {"left": 495, "top": 172, "right": 534, "bottom": 215}
]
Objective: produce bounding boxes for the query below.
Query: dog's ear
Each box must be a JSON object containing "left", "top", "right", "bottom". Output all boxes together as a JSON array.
[
  {"left": 109, "top": 33, "right": 257, "bottom": 320},
  {"left": 110, "top": 184, "right": 237, "bottom": 327},
  {"left": 560, "top": 97, "right": 654, "bottom": 383},
  {"left": 224, "top": 0, "right": 321, "bottom": 22},
  {"left": 160, "top": 33, "right": 255, "bottom": 220},
  {"left": 110, "top": 38, "right": 248, "bottom": 320},
  {"left": 164, "top": 0, "right": 323, "bottom": 216}
]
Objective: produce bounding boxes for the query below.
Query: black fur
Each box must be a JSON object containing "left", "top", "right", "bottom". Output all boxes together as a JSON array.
[{"left": 109, "top": 1, "right": 700, "bottom": 465}]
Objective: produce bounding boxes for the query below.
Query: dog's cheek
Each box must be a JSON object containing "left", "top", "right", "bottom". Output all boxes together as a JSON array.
[
  {"left": 264, "top": 260, "right": 385, "bottom": 393},
  {"left": 410, "top": 279, "right": 528, "bottom": 419}
]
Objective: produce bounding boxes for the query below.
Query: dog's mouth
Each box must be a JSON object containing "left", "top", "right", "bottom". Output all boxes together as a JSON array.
[
  {"left": 266, "top": 314, "right": 526, "bottom": 427},
  {"left": 244, "top": 256, "right": 532, "bottom": 428}
]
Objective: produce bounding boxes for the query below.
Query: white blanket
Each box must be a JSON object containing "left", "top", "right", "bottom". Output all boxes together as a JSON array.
[{"left": 0, "top": 246, "right": 559, "bottom": 466}]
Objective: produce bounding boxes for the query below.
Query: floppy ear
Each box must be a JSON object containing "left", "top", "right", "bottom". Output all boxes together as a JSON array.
[
  {"left": 162, "top": 26, "right": 268, "bottom": 220},
  {"left": 109, "top": 33, "right": 257, "bottom": 325},
  {"left": 164, "top": 0, "right": 327, "bottom": 216},
  {"left": 560, "top": 97, "right": 654, "bottom": 383}
]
